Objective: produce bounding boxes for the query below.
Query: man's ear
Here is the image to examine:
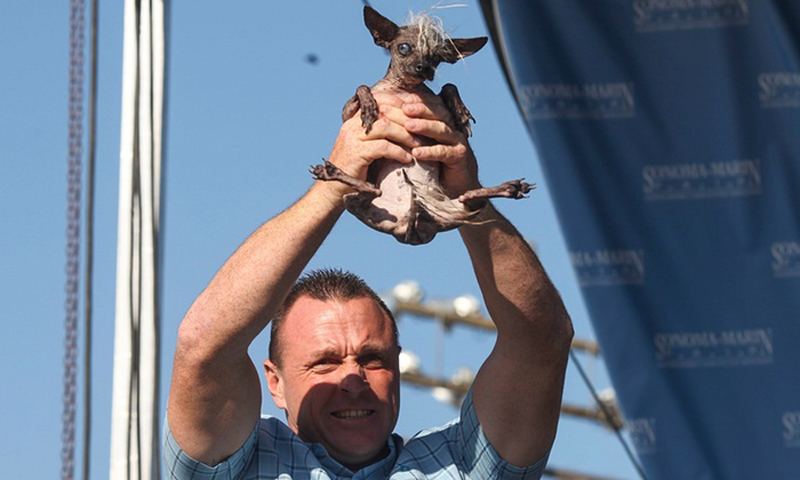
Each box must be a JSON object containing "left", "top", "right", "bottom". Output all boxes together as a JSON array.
[
  {"left": 440, "top": 37, "right": 489, "bottom": 63},
  {"left": 364, "top": 6, "right": 399, "bottom": 48},
  {"left": 264, "top": 359, "right": 287, "bottom": 410}
]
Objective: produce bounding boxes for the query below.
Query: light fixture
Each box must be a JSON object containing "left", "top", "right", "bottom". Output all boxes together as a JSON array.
[
  {"left": 450, "top": 367, "right": 475, "bottom": 386},
  {"left": 398, "top": 350, "right": 421, "bottom": 375},
  {"left": 392, "top": 280, "right": 424, "bottom": 304},
  {"left": 431, "top": 386, "right": 458, "bottom": 406},
  {"left": 598, "top": 388, "right": 624, "bottom": 430},
  {"left": 452, "top": 294, "right": 480, "bottom": 317}
]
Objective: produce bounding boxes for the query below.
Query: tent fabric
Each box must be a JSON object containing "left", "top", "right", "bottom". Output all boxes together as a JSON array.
[{"left": 480, "top": 1, "right": 800, "bottom": 478}]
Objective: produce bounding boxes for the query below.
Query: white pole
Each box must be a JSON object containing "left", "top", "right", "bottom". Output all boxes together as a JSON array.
[
  {"left": 138, "top": 0, "right": 161, "bottom": 477},
  {"left": 110, "top": 0, "right": 138, "bottom": 475},
  {"left": 111, "top": 0, "right": 165, "bottom": 478}
]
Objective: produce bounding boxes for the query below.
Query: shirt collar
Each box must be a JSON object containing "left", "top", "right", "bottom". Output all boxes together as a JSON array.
[{"left": 307, "top": 433, "right": 403, "bottom": 478}]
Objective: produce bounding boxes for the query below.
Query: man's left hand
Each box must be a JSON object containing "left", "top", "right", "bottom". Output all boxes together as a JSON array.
[{"left": 378, "top": 92, "right": 481, "bottom": 196}]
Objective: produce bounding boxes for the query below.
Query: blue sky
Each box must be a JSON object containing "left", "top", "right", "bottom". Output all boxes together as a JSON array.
[{"left": 0, "top": 1, "right": 637, "bottom": 478}]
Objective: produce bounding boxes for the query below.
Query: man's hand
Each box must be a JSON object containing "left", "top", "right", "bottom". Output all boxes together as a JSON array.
[
  {"left": 401, "top": 93, "right": 480, "bottom": 196},
  {"left": 327, "top": 93, "right": 419, "bottom": 181},
  {"left": 353, "top": 91, "right": 480, "bottom": 197}
]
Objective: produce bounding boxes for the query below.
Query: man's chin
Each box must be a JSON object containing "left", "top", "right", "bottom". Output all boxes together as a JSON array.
[
  {"left": 322, "top": 424, "right": 391, "bottom": 469},
  {"left": 328, "top": 441, "right": 391, "bottom": 471}
]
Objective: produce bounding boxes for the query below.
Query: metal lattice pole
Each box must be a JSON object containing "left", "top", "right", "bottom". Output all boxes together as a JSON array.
[{"left": 63, "top": 0, "right": 86, "bottom": 478}]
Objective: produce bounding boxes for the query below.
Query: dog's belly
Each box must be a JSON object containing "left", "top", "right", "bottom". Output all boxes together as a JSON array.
[
  {"left": 344, "top": 158, "right": 474, "bottom": 245},
  {"left": 341, "top": 82, "right": 477, "bottom": 244}
]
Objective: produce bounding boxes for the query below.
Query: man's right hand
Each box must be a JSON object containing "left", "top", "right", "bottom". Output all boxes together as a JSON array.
[{"left": 327, "top": 92, "right": 419, "bottom": 181}]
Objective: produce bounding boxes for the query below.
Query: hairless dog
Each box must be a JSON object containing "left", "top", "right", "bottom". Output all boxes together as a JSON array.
[{"left": 312, "top": 7, "right": 534, "bottom": 245}]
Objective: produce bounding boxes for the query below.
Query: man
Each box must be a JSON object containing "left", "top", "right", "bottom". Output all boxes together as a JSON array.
[{"left": 164, "top": 90, "right": 574, "bottom": 478}]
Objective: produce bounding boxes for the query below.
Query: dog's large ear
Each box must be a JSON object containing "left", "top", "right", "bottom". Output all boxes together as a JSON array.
[
  {"left": 364, "top": 6, "right": 400, "bottom": 48},
  {"left": 440, "top": 37, "right": 488, "bottom": 63}
]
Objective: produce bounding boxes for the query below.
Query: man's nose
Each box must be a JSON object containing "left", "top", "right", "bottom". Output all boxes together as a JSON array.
[{"left": 339, "top": 365, "right": 369, "bottom": 396}]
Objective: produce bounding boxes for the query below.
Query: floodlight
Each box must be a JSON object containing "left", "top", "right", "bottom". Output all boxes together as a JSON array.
[
  {"left": 452, "top": 294, "right": 480, "bottom": 317},
  {"left": 398, "top": 350, "right": 421, "bottom": 375},
  {"left": 431, "top": 386, "right": 458, "bottom": 406},
  {"left": 450, "top": 367, "right": 475, "bottom": 386},
  {"left": 392, "top": 280, "right": 424, "bottom": 304}
]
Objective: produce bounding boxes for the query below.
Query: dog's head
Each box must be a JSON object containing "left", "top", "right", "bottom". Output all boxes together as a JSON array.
[{"left": 364, "top": 6, "right": 487, "bottom": 86}]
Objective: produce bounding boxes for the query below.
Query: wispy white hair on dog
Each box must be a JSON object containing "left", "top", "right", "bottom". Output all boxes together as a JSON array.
[{"left": 404, "top": 11, "right": 453, "bottom": 57}]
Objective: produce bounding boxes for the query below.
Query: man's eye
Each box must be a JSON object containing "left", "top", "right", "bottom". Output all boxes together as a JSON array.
[
  {"left": 397, "top": 43, "right": 412, "bottom": 56},
  {"left": 361, "top": 354, "right": 384, "bottom": 368},
  {"left": 313, "top": 359, "right": 337, "bottom": 368}
]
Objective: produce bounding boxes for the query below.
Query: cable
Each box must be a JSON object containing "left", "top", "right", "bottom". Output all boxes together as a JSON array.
[
  {"left": 569, "top": 349, "right": 648, "bottom": 480},
  {"left": 63, "top": 0, "right": 86, "bottom": 478},
  {"left": 82, "top": 0, "right": 99, "bottom": 477}
]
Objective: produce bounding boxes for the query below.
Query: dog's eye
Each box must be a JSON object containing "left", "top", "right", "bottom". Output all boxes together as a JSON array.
[{"left": 397, "top": 43, "right": 412, "bottom": 56}]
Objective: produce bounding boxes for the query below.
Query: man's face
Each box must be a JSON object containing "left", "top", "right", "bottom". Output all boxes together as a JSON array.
[{"left": 264, "top": 296, "right": 401, "bottom": 470}]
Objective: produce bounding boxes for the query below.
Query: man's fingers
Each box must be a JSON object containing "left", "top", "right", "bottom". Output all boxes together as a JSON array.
[
  {"left": 377, "top": 104, "right": 413, "bottom": 131},
  {"left": 361, "top": 117, "right": 419, "bottom": 149},
  {"left": 365, "top": 139, "right": 414, "bottom": 164},
  {"left": 328, "top": 116, "right": 414, "bottom": 180},
  {"left": 372, "top": 92, "right": 405, "bottom": 109},
  {"left": 329, "top": 138, "right": 412, "bottom": 181},
  {"left": 410, "top": 142, "right": 467, "bottom": 165},
  {"left": 405, "top": 118, "right": 462, "bottom": 146},
  {"left": 402, "top": 101, "right": 455, "bottom": 126}
]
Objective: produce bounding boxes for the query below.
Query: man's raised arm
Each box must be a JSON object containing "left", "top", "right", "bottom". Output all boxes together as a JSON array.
[
  {"left": 460, "top": 206, "right": 573, "bottom": 467},
  {"left": 399, "top": 94, "right": 573, "bottom": 467},
  {"left": 166, "top": 99, "right": 416, "bottom": 466}
]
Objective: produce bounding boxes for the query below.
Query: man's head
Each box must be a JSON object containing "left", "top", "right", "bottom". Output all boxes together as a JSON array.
[
  {"left": 269, "top": 268, "right": 399, "bottom": 367},
  {"left": 264, "top": 269, "right": 401, "bottom": 470}
]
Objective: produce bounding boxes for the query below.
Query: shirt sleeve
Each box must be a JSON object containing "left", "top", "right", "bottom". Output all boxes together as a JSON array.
[
  {"left": 457, "top": 389, "right": 550, "bottom": 479},
  {"left": 162, "top": 415, "right": 258, "bottom": 480}
]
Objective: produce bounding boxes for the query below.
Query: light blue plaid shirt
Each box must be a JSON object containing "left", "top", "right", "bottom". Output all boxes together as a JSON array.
[{"left": 164, "top": 389, "right": 548, "bottom": 479}]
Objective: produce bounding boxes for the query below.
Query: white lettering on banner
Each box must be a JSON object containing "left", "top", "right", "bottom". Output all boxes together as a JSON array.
[
  {"left": 771, "top": 241, "right": 800, "bottom": 278},
  {"left": 654, "top": 328, "right": 774, "bottom": 368},
  {"left": 634, "top": 0, "right": 749, "bottom": 32},
  {"left": 518, "top": 82, "right": 635, "bottom": 120},
  {"left": 784, "top": 411, "right": 800, "bottom": 448},
  {"left": 569, "top": 249, "right": 645, "bottom": 286},
  {"left": 642, "top": 159, "right": 762, "bottom": 201},
  {"left": 627, "top": 418, "right": 657, "bottom": 454},
  {"left": 759, "top": 72, "right": 800, "bottom": 108}
]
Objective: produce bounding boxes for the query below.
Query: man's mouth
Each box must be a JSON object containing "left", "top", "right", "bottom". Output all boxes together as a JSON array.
[{"left": 332, "top": 409, "right": 374, "bottom": 420}]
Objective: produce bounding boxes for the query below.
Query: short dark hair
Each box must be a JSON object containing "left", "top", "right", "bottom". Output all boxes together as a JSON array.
[{"left": 269, "top": 268, "right": 400, "bottom": 367}]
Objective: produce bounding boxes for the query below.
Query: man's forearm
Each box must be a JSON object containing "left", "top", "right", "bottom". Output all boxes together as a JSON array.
[
  {"left": 459, "top": 203, "right": 573, "bottom": 467},
  {"left": 459, "top": 204, "right": 572, "bottom": 348}
]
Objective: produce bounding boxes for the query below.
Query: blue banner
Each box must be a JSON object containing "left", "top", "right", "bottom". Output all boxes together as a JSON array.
[{"left": 481, "top": 1, "right": 800, "bottom": 478}]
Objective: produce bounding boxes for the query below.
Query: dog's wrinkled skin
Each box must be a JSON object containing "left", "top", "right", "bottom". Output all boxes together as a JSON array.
[{"left": 312, "top": 7, "right": 534, "bottom": 245}]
